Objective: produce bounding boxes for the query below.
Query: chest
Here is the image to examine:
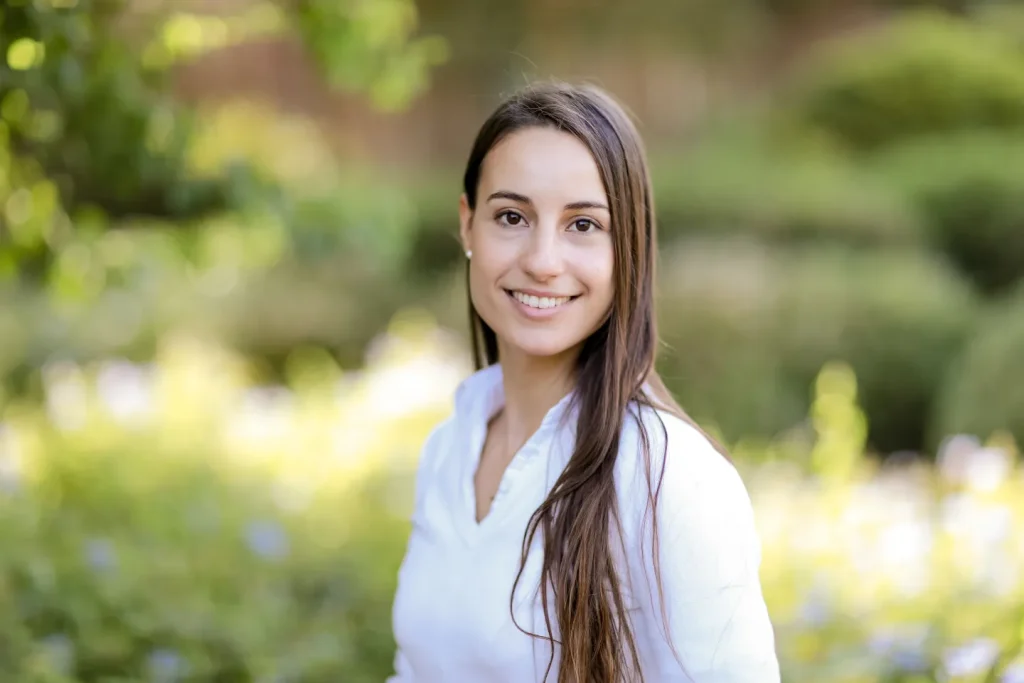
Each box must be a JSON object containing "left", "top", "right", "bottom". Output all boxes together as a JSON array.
[{"left": 392, "top": 440, "right": 564, "bottom": 681}]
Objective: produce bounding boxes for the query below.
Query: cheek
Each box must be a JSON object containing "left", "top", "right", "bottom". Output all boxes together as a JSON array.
[{"left": 585, "top": 253, "right": 615, "bottom": 303}]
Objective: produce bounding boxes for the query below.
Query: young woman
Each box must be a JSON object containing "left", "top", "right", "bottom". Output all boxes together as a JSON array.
[{"left": 387, "top": 82, "right": 780, "bottom": 682}]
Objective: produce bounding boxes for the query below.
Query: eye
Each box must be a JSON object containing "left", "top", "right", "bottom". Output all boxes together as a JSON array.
[
  {"left": 496, "top": 210, "right": 526, "bottom": 227},
  {"left": 569, "top": 218, "right": 600, "bottom": 233}
]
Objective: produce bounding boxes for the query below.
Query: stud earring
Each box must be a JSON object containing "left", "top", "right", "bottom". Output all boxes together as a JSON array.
[{"left": 465, "top": 249, "right": 472, "bottom": 259}]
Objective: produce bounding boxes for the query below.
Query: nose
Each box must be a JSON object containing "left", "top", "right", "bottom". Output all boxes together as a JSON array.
[{"left": 520, "top": 226, "right": 563, "bottom": 281}]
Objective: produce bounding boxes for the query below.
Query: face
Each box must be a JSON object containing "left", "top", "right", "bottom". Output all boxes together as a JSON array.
[{"left": 460, "top": 126, "right": 615, "bottom": 362}]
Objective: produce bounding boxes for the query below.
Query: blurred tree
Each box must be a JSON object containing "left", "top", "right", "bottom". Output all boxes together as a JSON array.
[{"left": 0, "top": 0, "right": 443, "bottom": 283}]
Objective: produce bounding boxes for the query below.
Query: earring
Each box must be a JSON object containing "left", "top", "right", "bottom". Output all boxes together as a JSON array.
[{"left": 465, "top": 249, "right": 472, "bottom": 259}]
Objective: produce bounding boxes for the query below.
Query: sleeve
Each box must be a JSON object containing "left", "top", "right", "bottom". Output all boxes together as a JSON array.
[
  {"left": 385, "top": 418, "right": 450, "bottom": 683},
  {"left": 385, "top": 651, "right": 412, "bottom": 683},
  {"left": 625, "top": 415, "right": 781, "bottom": 683}
]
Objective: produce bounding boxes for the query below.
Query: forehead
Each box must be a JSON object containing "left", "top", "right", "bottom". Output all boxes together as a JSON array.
[{"left": 478, "top": 127, "right": 607, "bottom": 204}]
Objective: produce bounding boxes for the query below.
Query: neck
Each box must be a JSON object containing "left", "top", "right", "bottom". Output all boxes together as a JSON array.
[{"left": 495, "top": 345, "right": 577, "bottom": 454}]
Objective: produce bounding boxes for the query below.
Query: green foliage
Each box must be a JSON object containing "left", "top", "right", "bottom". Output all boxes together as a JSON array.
[
  {"left": 657, "top": 241, "right": 977, "bottom": 453},
  {"left": 0, "top": 0, "right": 444, "bottom": 288},
  {"left": 652, "top": 133, "right": 924, "bottom": 248},
  {"left": 932, "top": 283, "right": 1024, "bottom": 448},
  {"left": 291, "top": 0, "right": 448, "bottom": 111},
  {"left": 871, "top": 131, "right": 1024, "bottom": 293},
  {"left": 0, "top": 427, "right": 406, "bottom": 682},
  {"left": 785, "top": 10, "right": 1024, "bottom": 151},
  {"left": 1, "top": 330, "right": 1023, "bottom": 683},
  {"left": 0, "top": 331, "right": 453, "bottom": 682},
  {"left": 0, "top": 0, "right": 236, "bottom": 216}
]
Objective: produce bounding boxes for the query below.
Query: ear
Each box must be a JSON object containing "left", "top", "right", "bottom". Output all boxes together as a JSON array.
[{"left": 458, "top": 193, "right": 473, "bottom": 255}]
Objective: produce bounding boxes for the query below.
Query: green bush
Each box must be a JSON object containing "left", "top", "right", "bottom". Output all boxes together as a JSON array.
[
  {"left": 652, "top": 128, "right": 924, "bottom": 249},
  {"left": 871, "top": 131, "right": 1024, "bottom": 293},
  {"left": 931, "top": 283, "right": 1024, "bottom": 448},
  {"left": 656, "top": 240, "right": 977, "bottom": 453},
  {"left": 647, "top": 113, "right": 929, "bottom": 249},
  {"left": 784, "top": 10, "right": 1024, "bottom": 151},
  {"left": 3, "top": 328, "right": 1024, "bottom": 683},
  {"left": 0, "top": 428, "right": 408, "bottom": 682},
  {"left": 401, "top": 172, "right": 464, "bottom": 283}
]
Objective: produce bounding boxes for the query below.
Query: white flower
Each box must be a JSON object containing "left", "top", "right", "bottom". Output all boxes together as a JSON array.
[
  {"left": 224, "top": 387, "right": 294, "bottom": 445},
  {"left": 0, "top": 423, "right": 20, "bottom": 493},
  {"left": 943, "top": 638, "right": 1001, "bottom": 678},
  {"left": 937, "top": 434, "right": 1013, "bottom": 491},
  {"left": 1002, "top": 658, "right": 1024, "bottom": 683},
  {"left": 42, "top": 360, "right": 87, "bottom": 431},
  {"left": 95, "top": 359, "right": 154, "bottom": 425}
]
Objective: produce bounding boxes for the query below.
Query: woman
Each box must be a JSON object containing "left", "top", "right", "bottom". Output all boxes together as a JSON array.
[{"left": 388, "top": 82, "right": 780, "bottom": 682}]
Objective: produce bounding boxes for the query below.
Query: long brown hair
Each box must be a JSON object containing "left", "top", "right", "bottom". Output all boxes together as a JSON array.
[{"left": 462, "top": 82, "right": 724, "bottom": 682}]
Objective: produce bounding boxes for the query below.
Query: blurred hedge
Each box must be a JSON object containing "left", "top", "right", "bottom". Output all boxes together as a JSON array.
[
  {"left": 656, "top": 240, "right": 977, "bottom": 453},
  {"left": 871, "top": 131, "right": 1024, "bottom": 293},
  {"left": 0, "top": 419, "right": 408, "bottom": 683},
  {"left": 784, "top": 10, "right": 1024, "bottom": 151},
  {"left": 2, "top": 332, "right": 1023, "bottom": 682},
  {"left": 0, "top": 331, "right": 461, "bottom": 683},
  {"left": 932, "top": 283, "right": 1024, "bottom": 449}
]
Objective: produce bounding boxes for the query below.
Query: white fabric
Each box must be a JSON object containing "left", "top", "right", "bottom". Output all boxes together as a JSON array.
[{"left": 388, "top": 364, "right": 781, "bottom": 682}]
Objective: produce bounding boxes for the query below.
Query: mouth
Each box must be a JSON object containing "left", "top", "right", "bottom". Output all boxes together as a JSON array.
[{"left": 505, "top": 289, "right": 580, "bottom": 311}]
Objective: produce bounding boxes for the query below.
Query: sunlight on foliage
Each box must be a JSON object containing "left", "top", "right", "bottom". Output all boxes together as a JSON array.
[
  {"left": 148, "top": 3, "right": 288, "bottom": 69},
  {"left": 1, "top": 316, "right": 1022, "bottom": 681}
]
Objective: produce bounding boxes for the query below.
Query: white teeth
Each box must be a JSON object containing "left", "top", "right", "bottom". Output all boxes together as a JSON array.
[{"left": 513, "top": 291, "right": 571, "bottom": 309}]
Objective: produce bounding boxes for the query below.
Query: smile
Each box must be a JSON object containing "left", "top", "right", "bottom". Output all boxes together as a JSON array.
[{"left": 505, "top": 290, "right": 579, "bottom": 311}]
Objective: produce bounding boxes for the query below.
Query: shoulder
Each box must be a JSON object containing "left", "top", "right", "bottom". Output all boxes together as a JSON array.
[
  {"left": 615, "top": 403, "right": 759, "bottom": 561},
  {"left": 616, "top": 403, "right": 748, "bottom": 512}
]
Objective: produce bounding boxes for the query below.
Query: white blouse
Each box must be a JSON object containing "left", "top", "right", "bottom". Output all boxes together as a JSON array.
[{"left": 388, "top": 364, "right": 780, "bottom": 682}]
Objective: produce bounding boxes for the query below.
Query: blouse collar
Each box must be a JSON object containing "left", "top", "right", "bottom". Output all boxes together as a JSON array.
[{"left": 453, "top": 363, "right": 578, "bottom": 444}]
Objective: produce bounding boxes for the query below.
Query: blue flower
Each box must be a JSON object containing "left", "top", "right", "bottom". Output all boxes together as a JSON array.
[
  {"left": 147, "top": 648, "right": 187, "bottom": 683},
  {"left": 84, "top": 538, "right": 116, "bottom": 572},
  {"left": 38, "top": 633, "right": 75, "bottom": 674},
  {"left": 869, "top": 626, "right": 930, "bottom": 674},
  {"left": 245, "top": 520, "right": 290, "bottom": 560}
]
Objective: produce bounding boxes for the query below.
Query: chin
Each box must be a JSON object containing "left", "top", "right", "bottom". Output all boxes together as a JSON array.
[{"left": 502, "top": 332, "right": 583, "bottom": 360}]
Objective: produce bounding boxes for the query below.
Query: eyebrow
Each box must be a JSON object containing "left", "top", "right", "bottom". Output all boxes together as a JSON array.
[{"left": 486, "top": 190, "right": 609, "bottom": 213}]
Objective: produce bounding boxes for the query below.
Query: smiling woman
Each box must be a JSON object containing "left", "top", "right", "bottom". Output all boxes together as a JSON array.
[
  {"left": 461, "top": 126, "right": 614, "bottom": 357},
  {"left": 387, "top": 82, "right": 780, "bottom": 683}
]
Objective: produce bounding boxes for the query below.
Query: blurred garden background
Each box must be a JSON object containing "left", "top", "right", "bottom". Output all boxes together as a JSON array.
[{"left": 2, "top": 0, "right": 1024, "bottom": 680}]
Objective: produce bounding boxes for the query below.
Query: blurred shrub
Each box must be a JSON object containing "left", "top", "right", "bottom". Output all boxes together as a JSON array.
[
  {"left": 653, "top": 140, "right": 923, "bottom": 248},
  {"left": 210, "top": 255, "right": 411, "bottom": 372},
  {"left": 657, "top": 240, "right": 977, "bottom": 453},
  {"left": 401, "top": 173, "right": 464, "bottom": 283},
  {"left": 975, "top": 1, "right": 1024, "bottom": 50},
  {"left": 2, "top": 324, "right": 1023, "bottom": 683},
  {"left": 932, "top": 283, "right": 1024, "bottom": 448},
  {"left": 0, "top": 330, "right": 460, "bottom": 682},
  {"left": 871, "top": 131, "right": 1024, "bottom": 293},
  {"left": 784, "top": 10, "right": 1024, "bottom": 151}
]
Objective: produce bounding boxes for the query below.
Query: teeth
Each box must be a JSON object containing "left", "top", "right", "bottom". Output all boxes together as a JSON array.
[{"left": 513, "top": 291, "right": 571, "bottom": 309}]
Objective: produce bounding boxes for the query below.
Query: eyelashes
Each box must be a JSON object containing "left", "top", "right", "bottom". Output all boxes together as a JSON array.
[{"left": 494, "top": 211, "right": 604, "bottom": 233}]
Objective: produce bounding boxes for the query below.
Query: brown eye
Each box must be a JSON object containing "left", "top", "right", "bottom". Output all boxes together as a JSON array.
[
  {"left": 497, "top": 210, "right": 525, "bottom": 227},
  {"left": 570, "top": 218, "right": 598, "bottom": 233}
]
